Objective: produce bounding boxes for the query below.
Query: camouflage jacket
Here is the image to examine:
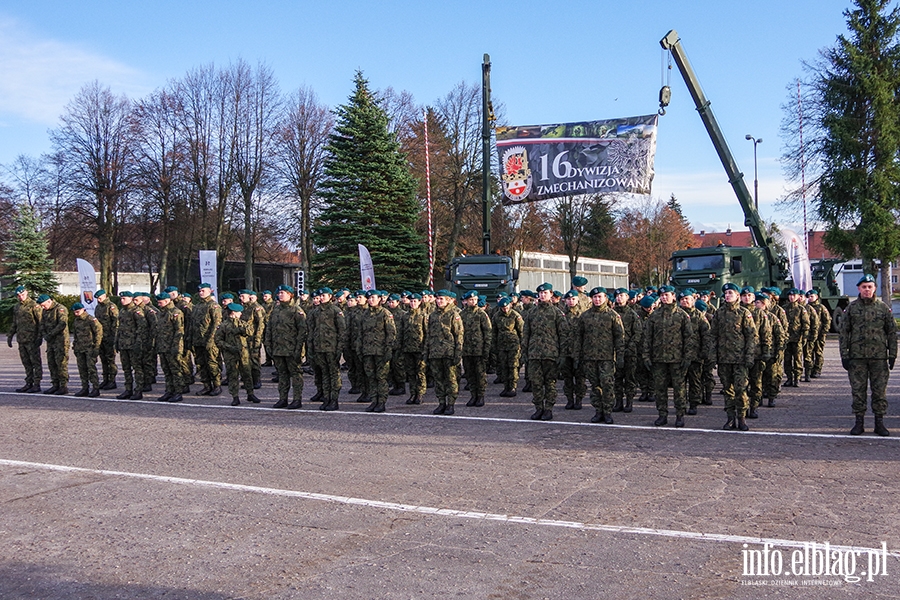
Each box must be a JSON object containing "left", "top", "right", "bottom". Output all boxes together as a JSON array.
[
  {"left": 642, "top": 302, "right": 696, "bottom": 365},
  {"left": 265, "top": 301, "right": 307, "bottom": 358},
  {"left": 191, "top": 296, "right": 222, "bottom": 348},
  {"left": 309, "top": 301, "right": 346, "bottom": 355},
  {"left": 783, "top": 301, "right": 809, "bottom": 343},
  {"left": 40, "top": 300, "right": 70, "bottom": 344},
  {"left": 94, "top": 298, "right": 119, "bottom": 343},
  {"left": 71, "top": 312, "right": 102, "bottom": 354},
  {"left": 10, "top": 297, "right": 42, "bottom": 344},
  {"left": 400, "top": 306, "right": 428, "bottom": 354},
  {"left": 575, "top": 301, "right": 624, "bottom": 362},
  {"left": 683, "top": 305, "right": 712, "bottom": 364},
  {"left": 492, "top": 308, "right": 523, "bottom": 351},
  {"left": 358, "top": 305, "right": 396, "bottom": 357},
  {"left": 709, "top": 300, "right": 758, "bottom": 365},
  {"left": 215, "top": 316, "right": 251, "bottom": 356},
  {"left": 613, "top": 303, "right": 643, "bottom": 357},
  {"left": 809, "top": 300, "right": 832, "bottom": 340},
  {"left": 240, "top": 300, "right": 267, "bottom": 349},
  {"left": 745, "top": 304, "right": 773, "bottom": 362},
  {"left": 116, "top": 303, "right": 147, "bottom": 351},
  {"left": 155, "top": 304, "right": 184, "bottom": 356},
  {"left": 839, "top": 296, "right": 897, "bottom": 361},
  {"left": 425, "top": 305, "right": 463, "bottom": 360},
  {"left": 522, "top": 301, "right": 565, "bottom": 360},
  {"left": 461, "top": 305, "right": 491, "bottom": 358}
]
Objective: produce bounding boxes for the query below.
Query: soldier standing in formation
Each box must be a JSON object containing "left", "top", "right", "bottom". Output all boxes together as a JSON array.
[
  {"left": 613, "top": 288, "right": 641, "bottom": 413},
  {"left": 39, "top": 293, "right": 70, "bottom": 395},
  {"left": 267, "top": 285, "right": 307, "bottom": 409},
  {"left": 782, "top": 288, "right": 809, "bottom": 388},
  {"left": 678, "top": 290, "right": 709, "bottom": 416},
  {"left": 575, "top": 287, "right": 624, "bottom": 424},
  {"left": 492, "top": 296, "right": 523, "bottom": 398},
  {"left": 155, "top": 293, "right": 186, "bottom": 403},
  {"left": 70, "top": 301, "right": 102, "bottom": 397},
  {"left": 426, "top": 290, "right": 463, "bottom": 415},
  {"left": 710, "top": 283, "right": 758, "bottom": 431},
  {"left": 115, "top": 291, "right": 147, "bottom": 400},
  {"left": 239, "top": 289, "right": 266, "bottom": 390},
  {"left": 8, "top": 286, "right": 43, "bottom": 393},
  {"left": 94, "top": 289, "right": 119, "bottom": 390},
  {"left": 806, "top": 289, "right": 832, "bottom": 379},
  {"left": 309, "top": 287, "right": 346, "bottom": 411},
  {"left": 193, "top": 283, "right": 223, "bottom": 397},
  {"left": 840, "top": 274, "right": 896, "bottom": 436},
  {"left": 460, "top": 290, "right": 492, "bottom": 407},
  {"left": 216, "top": 303, "right": 258, "bottom": 406},
  {"left": 523, "top": 283, "right": 566, "bottom": 421},
  {"left": 742, "top": 288, "right": 773, "bottom": 420},
  {"left": 358, "top": 290, "right": 396, "bottom": 413},
  {"left": 643, "top": 285, "right": 694, "bottom": 427},
  {"left": 401, "top": 293, "right": 428, "bottom": 405}
]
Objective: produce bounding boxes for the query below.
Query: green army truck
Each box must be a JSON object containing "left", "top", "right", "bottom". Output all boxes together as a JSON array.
[{"left": 444, "top": 254, "right": 518, "bottom": 302}]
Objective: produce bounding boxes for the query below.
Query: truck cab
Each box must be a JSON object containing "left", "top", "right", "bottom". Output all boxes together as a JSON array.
[
  {"left": 670, "top": 245, "right": 775, "bottom": 294},
  {"left": 444, "top": 254, "right": 518, "bottom": 303}
]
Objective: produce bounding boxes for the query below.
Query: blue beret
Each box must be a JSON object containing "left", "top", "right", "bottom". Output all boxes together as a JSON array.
[
  {"left": 221, "top": 292, "right": 234, "bottom": 300},
  {"left": 320, "top": 287, "right": 333, "bottom": 295},
  {"left": 37, "top": 294, "right": 51, "bottom": 303},
  {"left": 615, "top": 288, "right": 628, "bottom": 295},
  {"left": 788, "top": 287, "right": 802, "bottom": 295},
  {"left": 628, "top": 290, "right": 638, "bottom": 299},
  {"left": 436, "top": 289, "right": 453, "bottom": 298},
  {"left": 365, "top": 289, "right": 380, "bottom": 298},
  {"left": 263, "top": 290, "right": 272, "bottom": 295},
  {"left": 498, "top": 297, "right": 511, "bottom": 308},
  {"left": 71, "top": 302, "right": 84, "bottom": 310},
  {"left": 572, "top": 276, "right": 588, "bottom": 287},
  {"left": 553, "top": 290, "right": 563, "bottom": 297},
  {"left": 388, "top": 293, "right": 400, "bottom": 301},
  {"left": 237, "top": 288, "right": 252, "bottom": 295},
  {"left": 857, "top": 274, "right": 876, "bottom": 286},
  {"left": 182, "top": 293, "right": 192, "bottom": 299},
  {"left": 409, "top": 293, "right": 422, "bottom": 300},
  {"left": 754, "top": 292, "right": 768, "bottom": 301}
]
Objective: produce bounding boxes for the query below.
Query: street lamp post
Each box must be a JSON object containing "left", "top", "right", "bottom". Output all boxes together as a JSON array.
[{"left": 745, "top": 134, "right": 762, "bottom": 210}]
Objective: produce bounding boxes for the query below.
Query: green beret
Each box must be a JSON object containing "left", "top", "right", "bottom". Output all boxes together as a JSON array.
[
  {"left": 658, "top": 285, "right": 675, "bottom": 294},
  {"left": 238, "top": 288, "right": 253, "bottom": 295},
  {"left": 388, "top": 293, "right": 400, "bottom": 301},
  {"left": 552, "top": 290, "right": 563, "bottom": 298},
  {"left": 805, "top": 289, "right": 817, "bottom": 297},
  {"left": 320, "top": 287, "right": 333, "bottom": 295},
  {"left": 15, "top": 285, "right": 26, "bottom": 294},
  {"left": 263, "top": 290, "right": 272, "bottom": 295},
  {"left": 536, "top": 282, "right": 553, "bottom": 292},
  {"left": 409, "top": 293, "right": 422, "bottom": 300},
  {"left": 857, "top": 274, "right": 876, "bottom": 286},
  {"left": 421, "top": 290, "right": 434, "bottom": 296},
  {"left": 678, "top": 290, "right": 692, "bottom": 299},
  {"left": 740, "top": 286, "right": 755, "bottom": 295},
  {"left": 96, "top": 289, "right": 107, "bottom": 297},
  {"left": 639, "top": 296, "right": 655, "bottom": 308},
  {"left": 119, "top": 291, "right": 133, "bottom": 297},
  {"left": 520, "top": 290, "right": 535, "bottom": 298},
  {"left": 462, "top": 290, "right": 478, "bottom": 300},
  {"left": 695, "top": 299, "right": 708, "bottom": 312},
  {"left": 276, "top": 284, "right": 294, "bottom": 294},
  {"left": 182, "top": 293, "right": 192, "bottom": 299},
  {"left": 71, "top": 302, "right": 84, "bottom": 310},
  {"left": 589, "top": 286, "right": 608, "bottom": 296},
  {"left": 436, "top": 289, "right": 453, "bottom": 298},
  {"left": 37, "top": 294, "right": 51, "bottom": 303},
  {"left": 198, "top": 283, "right": 211, "bottom": 290},
  {"left": 498, "top": 297, "right": 511, "bottom": 308},
  {"left": 722, "top": 283, "right": 740, "bottom": 293},
  {"left": 628, "top": 290, "right": 638, "bottom": 299},
  {"left": 754, "top": 292, "right": 768, "bottom": 302},
  {"left": 164, "top": 286, "right": 178, "bottom": 293},
  {"left": 564, "top": 290, "right": 579, "bottom": 299},
  {"left": 615, "top": 288, "right": 628, "bottom": 295},
  {"left": 572, "top": 276, "right": 588, "bottom": 287},
  {"left": 788, "top": 287, "right": 802, "bottom": 295},
  {"left": 227, "top": 303, "right": 243, "bottom": 312},
  {"left": 156, "top": 293, "right": 169, "bottom": 301},
  {"left": 221, "top": 292, "right": 234, "bottom": 300}
]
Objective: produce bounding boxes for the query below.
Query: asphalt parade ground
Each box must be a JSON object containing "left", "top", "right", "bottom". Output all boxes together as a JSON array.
[{"left": 0, "top": 338, "right": 898, "bottom": 599}]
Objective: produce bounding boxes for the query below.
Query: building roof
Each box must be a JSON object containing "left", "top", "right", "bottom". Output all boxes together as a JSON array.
[{"left": 692, "top": 229, "right": 842, "bottom": 260}]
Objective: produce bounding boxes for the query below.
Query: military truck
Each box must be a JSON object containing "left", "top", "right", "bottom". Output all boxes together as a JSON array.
[
  {"left": 444, "top": 254, "right": 518, "bottom": 300},
  {"left": 659, "top": 30, "right": 848, "bottom": 326}
]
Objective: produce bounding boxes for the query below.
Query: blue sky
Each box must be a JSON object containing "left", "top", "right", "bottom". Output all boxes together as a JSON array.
[{"left": 0, "top": 0, "right": 855, "bottom": 232}]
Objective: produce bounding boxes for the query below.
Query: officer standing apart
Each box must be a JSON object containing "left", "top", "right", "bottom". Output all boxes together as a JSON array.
[
  {"left": 840, "top": 274, "right": 897, "bottom": 436},
  {"left": 8, "top": 285, "right": 43, "bottom": 393},
  {"left": 70, "top": 301, "right": 102, "bottom": 397},
  {"left": 523, "top": 283, "right": 566, "bottom": 421}
]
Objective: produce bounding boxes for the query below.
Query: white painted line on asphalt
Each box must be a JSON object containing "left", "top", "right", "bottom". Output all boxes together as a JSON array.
[
  {"left": 1, "top": 457, "right": 897, "bottom": 559},
  {"left": 1, "top": 391, "right": 898, "bottom": 441}
]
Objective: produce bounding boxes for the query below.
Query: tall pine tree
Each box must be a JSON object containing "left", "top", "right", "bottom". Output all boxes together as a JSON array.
[
  {"left": 313, "top": 72, "right": 426, "bottom": 291},
  {"left": 3, "top": 202, "right": 58, "bottom": 296}
]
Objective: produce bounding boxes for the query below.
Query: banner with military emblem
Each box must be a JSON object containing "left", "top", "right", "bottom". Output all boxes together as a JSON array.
[{"left": 495, "top": 114, "right": 658, "bottom": 204}]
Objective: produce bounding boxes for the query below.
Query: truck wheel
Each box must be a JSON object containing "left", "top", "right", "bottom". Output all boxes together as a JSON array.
[{"left": 831, "top": 306, "right": 845, "bottom": 333}]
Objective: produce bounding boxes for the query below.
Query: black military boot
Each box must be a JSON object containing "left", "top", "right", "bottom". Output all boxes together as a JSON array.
[
  {"left": 474, "top": 395, "right": 484, "bottom": 407},
  {"left": 849, "top": 414, "right": 865, "bottom": 435},
  {"left": 564, "top": 396, "right": 575, "bottom": 410},
  {"left": 612, "top": 397, "right": 624, "bottom": 413},
  {"left": 46, "top": 384, "right": 59, "bottom": 395},
  {"left": 874, "top": 416, "right": 890, "bottom": 437},
  {"left": 365, "top": 399, "right": 378, "bottom": 412},
  {"left": 737, "top": 416, "right": 749, "bottom": 431},
  {"left": 674, "top": 413, "right": 685, "bottom": 428},
  {"left": 590, "top": 409, "right": 604, "bottom": 423},
  {"left": 319, "top": 397, "right": 330, "bottom": 411},
  {"left": 231, "top": 396, "right": 241, "bottom": 406},
  {"left": 373, "top": 401, "right": 386, "bottom": 413},
  {"left": 466, "top": 395, "right": 478, "bottom": 407},
  {"left": 687, "top": 404, "right": 698, "bottom": 416},
  {"left": 767, "top": 396, "right": 776, "bottom": 408},
  {"left": 522, "top": 381, "right": 532, "bottom": 393},
  {"left": 389, "top": 384, "right": 405, "bottom": 396},
  {"left": 323, "top": 396, "right": 339, "bottom": 411},
  {"left": 622, "top": 397, "right": 632, "bottom": 413},
  {"left": 196, "top": 385, "right": 211, "bottom": 396},
  {"left": 74, "top": 387, "right": 89, "bottom": 397},
  {"left": 433, "top": 403, "right": 446, "bottom": 415},
  {"left": 157, "top": 392, "right": 173, "bottom": 402},
  {"left": 444, "top": 402, "right": 455, "bottom": 416},
  {"left": 349, "top": 385, "right": 361, "bottom": 394},
  {"left": 573, "top": 397, "right": 582, "bottom": 410},
  {"left": 747, "top": 407, "right": 759, "bottom": 419},
  {"left": 310, "top": 390, "right": 323, "bottom": 403},
  {"left": 54, "top": 385, "right": 68, "bottom": 395},
  {"left": 88, "top": 387, "right": 100, "bottom": 398},
  {"left": 493, "top": 376, "right": 503, "bottom": 385},
  {"left": 530, "top": 407, "right": 544, "bottom": 420},
  {"left": 355, "top": 393, "right": 369, "bottom": 403},
  {"left": 723, "top": 415, "right": 737, "bottom": 430},
  {"left": 168, "top": 393, "right": 183, "bottom": 403},
  {"left": 116, "top": 388, "right": 132, "bottom": 400},
  {"left": 142, "top": 383, "right": 153, "bottom": 392},
  {"left": 16, "top": 383, "right": 31, "bottom": 393},
  {"left": 273, "top": 398, "right": 288, "bottom": 409},
  {"left": 702, "top": 389, "right": 713, "bottom": 405},
  {"left": 540, "top": 409, "right": 553, "bottom": 421},
  {"left": 27, "top": 383, "right": 41, "bottom": 393},
  {"left": 654, "top": 414, "right": 667, "bottom": 427},
  {"left": 129, "top": 390, "right": 142, "bottom": 400},
  {"left": 253, "top": 379, "right": 261, "bottom": 390},
  {"left": 247, "top": 393, "right": 260, "bottom": 404},
  {"left": 208, "top": 386, "right": 222, "bottom": 397},
  {"left": 603, "top": 412, "right": 613, "bottom": 425},
  {"left": 286, "top": 398, "right": 303, "bottom": 409}
]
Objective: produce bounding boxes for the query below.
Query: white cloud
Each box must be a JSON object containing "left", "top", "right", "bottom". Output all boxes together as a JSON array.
[{"left": 0, "top": 16, "right": 149, "bottom": 124}]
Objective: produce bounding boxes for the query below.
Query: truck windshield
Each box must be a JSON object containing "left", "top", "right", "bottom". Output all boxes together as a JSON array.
[
  {"left": 674, "top": 255, "right": 725, "bottom": 272},
  {"left": 454, "top": 263, "right": 509, "bottom": 277}
]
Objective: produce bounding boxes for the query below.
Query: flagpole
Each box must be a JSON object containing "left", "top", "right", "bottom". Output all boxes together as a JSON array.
[{"left": 424, "top": 107, "right": 434, "bottom": 290}]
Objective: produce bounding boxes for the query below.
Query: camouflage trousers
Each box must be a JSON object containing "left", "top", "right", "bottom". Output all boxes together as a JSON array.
[
  {"left": 584, "top": 359, "right": 615, "bottom": 413},
  {"left": 403, "top": 352, "right": 427, "bottom": 397},
  {"left": 314, "top": 351, "right": 342, "bottom": 402},
  {"left": 143, "top": 343, "right": 158, "bottom": 386},
  {"left": 496, "top": 345, "right": 520, "bottom": 391},
  {"left": 119, "top": 348, "right": 143, "bottom": 392},
  {"left": 558, "top": 356, "right": 585, "bottom": 402},
  {"left": 222, "top": 349, "right": 251, "bottom": 399},
  {"left": 159, "top": 351, "right": 185, "bottom": 394},
  {"left": 652, "top": 362, "right": 687, "bottom": 417},
  {"left": 614, "top": 355, "right": 637, "bottom": 402},
  {"left": 194, "top": 344, "right": 221, "bottom": 388},
  {"left": 46, "top": 338, "right": 69, "bottom": 387},
  {"left": 784, "top": 341, "right": 803, "bottom": 382},
  {"left": 17, "top": 339, "right": 42, "bottom": 385},
  {"left": 686, "top": 361, "right": 703, "bottom": 407},
  {"left": 747, "top": 359, "right": 765, "bottom": 410},
  {"left": 462, "top": 355, "right": 487, "bottom": 398},
  {"left": 272, "top": 354, "right": 303, "bottom": 402},
  {"left": 812, "top": 336, "right": 826, "bottom": 376},
  {"left": 98, "top": 339, "right": 117, "bottom": 383},
  {"left": 388, "top": 348, "right": 405, "bottom": 389},
  {"left": 363, "top": 355, "right": 390, "bottom": 404},
  {"left": 74, "top": 351, "right": 99, "bottom": 389},
  {"left": 528, "top": 359, "right": 558, "bottom": 410},
  {"left": 719, "top": 363, "right": 749, "bottom": 418},
  {"left": 763, "top": 350, "right": 784, "bottom": 399},
  {"left": 430, "top": 357, "right": 459, "bottom": 406},
  {"left": 345, "top": 347, "right": 365, "bottom": 392},
  {"left": 635, "top": 356, "right": 653, "bottom": 395},
  {"left": 848, "top": 358, "right": 890, "bottom": 416},
  {"left": 248, "top": 344, "right": 262, "bottom": 386}
]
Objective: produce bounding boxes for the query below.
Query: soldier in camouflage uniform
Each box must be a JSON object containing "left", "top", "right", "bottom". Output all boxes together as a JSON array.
[
  {"left": 216, "top": 303, "right": 258, "bottom": 406},
  {"left": 308, "top": 287, "right": 346, "bottom": 411},
  {"left": 840, "top": 274, "right": 897, "bottom": 436},
  {"left": 8, "top": 286, "right": 43, "bottom": 393},
  {"left": 559, "top": 290, "right": 586, "bottom": 410},
  {"left": 801, "top": 293, "right": 819, "bottom": 383},
  {"left": 154, "top": 293, "right": 186, "bottom": 403},
  {"left": 346, "top": 292, "right": 368, "bottom": 400},
  {"left": 70, "top": 301, "right": 102, "bottom": 397},
  {"left": 401, "top": 293, "right": 428, "bottom": 405},
  {"left": 763, "top": 287, "right": 788, "bottom": 404},
  {"left": 679, "top": 290, "right": 710, "bottom": 416},
  {"left": 94, "top": 289, "right": 119, "bottom": 390},
  {"left": 492, "top": 297, "right": 523, "bottom": 397},
  {"left": 38, "top": 294, "right": 70, "bottom": 395},
  {"left": 460, "top": 290, "right": 492, "bottom": 407},
  {"left": 522, "top": 283, "right": 566, "bottom": 421},
  {"left": 192, "top": 283, "right": 223, "bottom": 396},
  {"left": 385, "top": 293, "right": 407, "bottom": 396},
  {"left": 115, "top": 292, "right": 147, "bottom": 400},
  {"left": 266, "top": 285, "right": 307, "bottom": 409},
  {"left": 358, "top": 290, "right": 396, "bottom": 413},
  {"left": 782, "top": 288, "right": 809, "bottom": 388},
  {"left": 806, "top": 289, "right": 831, "bottom": 378},
  {"left": 742, "top": 289, "right": 773, "bottom": 420},
  {"left": 239, "top": 289, "right": 266, "bottom": 390},
  {"left": 425, "top": 290, "right": 464, "bottom": 415},
  {"left": 137, "top": 292, "right": 159, "bottom": 391},
  {"left": 173, "top": 289, "right": 195, "bottom": 389},
  {"left": 575, "top": 287, "right": 625, "bottom": 424},
  {"left": 710, "top": 283, "right": 758, "bottom": 431},
  {"left": 635, "top": 295, "right": 657, "bottom": 402},
  {"left": 613, "top": 288, "right": 641, "bottom": 413},
  {"left": 261, "top": 290, "right": 275, "bottom": 367},
  {"left": 570, "top": 276, "right": 592, "bottom": 314},
  {"left": 643, "top": 286, "right": 695, "bottom": 427}
]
